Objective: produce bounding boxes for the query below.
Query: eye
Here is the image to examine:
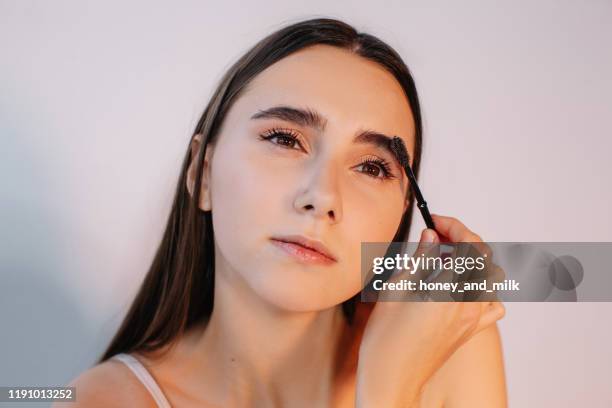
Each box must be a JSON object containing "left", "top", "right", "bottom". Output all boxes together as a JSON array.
[
  {"left": 355, "top": 156, "right": 396, "bottom": 181},
  {"left": 258, "top": 128, "right": 306, "bottom": 152}
]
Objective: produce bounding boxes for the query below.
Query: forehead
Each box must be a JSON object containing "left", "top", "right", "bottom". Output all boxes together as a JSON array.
[{"left": 238, "top": 44, "right": 415, "bottom": 151}]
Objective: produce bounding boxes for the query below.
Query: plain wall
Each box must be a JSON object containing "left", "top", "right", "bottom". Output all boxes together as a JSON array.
[{"left": 1, "top": 0, "right": 611, "bottom": 406}]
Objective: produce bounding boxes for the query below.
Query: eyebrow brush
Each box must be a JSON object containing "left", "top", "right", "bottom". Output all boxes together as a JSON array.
[{"left": 389, "top": 136, "right": 436, "bottom": 231}]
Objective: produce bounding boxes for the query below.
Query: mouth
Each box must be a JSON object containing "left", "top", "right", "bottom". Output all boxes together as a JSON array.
[{"left": 269, "top": 235, "right": 338, "bottom": 265}]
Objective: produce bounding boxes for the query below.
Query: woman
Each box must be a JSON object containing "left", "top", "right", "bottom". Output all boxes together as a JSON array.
[{"left": 59, "top": 17, "right": 506, "bottom": 407}]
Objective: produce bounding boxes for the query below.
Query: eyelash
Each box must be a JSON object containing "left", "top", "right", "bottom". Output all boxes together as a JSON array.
[{"left": 258, "top": 128, "right": 396, "bottom": 181}]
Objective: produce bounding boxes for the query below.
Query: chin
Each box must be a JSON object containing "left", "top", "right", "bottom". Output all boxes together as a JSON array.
[{"left": 248, "top": 270, "right": 354, "bottom": 313}]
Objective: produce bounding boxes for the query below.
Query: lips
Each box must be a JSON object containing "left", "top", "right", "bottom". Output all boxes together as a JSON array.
[{"left": 270, "top": 235, "right": 338, "bottom": 264}]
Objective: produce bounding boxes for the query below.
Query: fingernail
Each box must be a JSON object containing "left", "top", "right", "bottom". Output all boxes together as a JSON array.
[{"left": 423, "top": 229, "right": 435, "bottom": 243}]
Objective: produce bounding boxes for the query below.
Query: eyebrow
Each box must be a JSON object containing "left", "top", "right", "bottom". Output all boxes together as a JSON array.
[
  {"left": 251, "top": 105, "right": 328, "bottom": 131},
  {"left": 250, "top": 105, "right": 407, "bottom": 168}
]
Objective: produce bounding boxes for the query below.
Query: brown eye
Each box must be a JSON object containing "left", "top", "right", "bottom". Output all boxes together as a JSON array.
[
  {"left": 355, "top": 157, "right": 395, "bottom": 181},
  {"left": 361, "top": 162, "right": 382, "bottom": 177},
  {"left": 273, "top": 134, "right": 298, "bottom": 149},
  {"left": 259, "top": 128, "right": 305, "bottom": 152}
]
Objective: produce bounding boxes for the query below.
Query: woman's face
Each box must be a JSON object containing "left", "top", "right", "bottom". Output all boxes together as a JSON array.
[{"left": 197, "top": 44, "right": 416, "bottom": 311}]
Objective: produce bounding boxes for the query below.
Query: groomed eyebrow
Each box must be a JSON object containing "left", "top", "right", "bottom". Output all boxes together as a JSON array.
[
  {"left": 250, "top": 105, "right": 409, "bottom": 169},
  {"left": 251, "top": 105, "right": 327, "bottom": 131}
]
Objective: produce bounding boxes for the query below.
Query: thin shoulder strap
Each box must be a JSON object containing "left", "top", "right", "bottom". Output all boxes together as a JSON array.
[{"left": 112, "top": 353, "right": 172, "bottom": 408}]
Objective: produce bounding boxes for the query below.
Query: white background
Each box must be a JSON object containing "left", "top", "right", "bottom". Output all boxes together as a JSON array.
[{"left": 1, "top": 1, "right": 611, "bottom": 406}]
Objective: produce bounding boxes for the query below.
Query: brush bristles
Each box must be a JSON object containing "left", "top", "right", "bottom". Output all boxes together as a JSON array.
[{"left": 390, "top": 136, "right": 411, "bottom": 169}]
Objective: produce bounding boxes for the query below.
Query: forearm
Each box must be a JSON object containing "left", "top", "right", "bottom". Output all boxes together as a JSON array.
[{"left": 355, "top": 358, "right": 428, "bottom": 408}]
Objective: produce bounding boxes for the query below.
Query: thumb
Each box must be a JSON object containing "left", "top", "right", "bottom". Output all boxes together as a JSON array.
[
  {"left": 415, "top": 228, "right": 439, "bottom": 256},
  {"left": 411, "top": 228, "right": 441, "bottom": 282}
]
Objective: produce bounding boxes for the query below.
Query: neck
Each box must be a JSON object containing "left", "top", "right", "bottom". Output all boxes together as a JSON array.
[{"left": 182, "top": 254, "right": 356, "bottom": 406}]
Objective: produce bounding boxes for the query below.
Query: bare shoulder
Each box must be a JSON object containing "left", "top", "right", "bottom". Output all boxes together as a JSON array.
[
  {"left": 52, "top": 358, "right": 157, "bottom": 408},
  {"left": 421, "top": 323, "right": 507, "bottom": 407}
]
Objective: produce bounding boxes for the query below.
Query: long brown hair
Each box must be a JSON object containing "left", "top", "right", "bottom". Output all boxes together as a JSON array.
[{"left": 98, "top": 17, "right": 423, "bottom": 363}]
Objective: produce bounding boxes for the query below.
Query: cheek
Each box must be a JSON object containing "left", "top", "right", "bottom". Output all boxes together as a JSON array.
[
  {"left": 334, "top": 185, "right": 406, "bottom": 293},
  {"left": 208, "top": 138, "right": 289, "bottom": 262},
  {"left": 343, "top": 183, "right": 405, "bottom": 243}
]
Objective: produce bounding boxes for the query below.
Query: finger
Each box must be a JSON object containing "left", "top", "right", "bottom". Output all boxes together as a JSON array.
[
  {"left": 486, "top": 265, "right": 507, "bottom": 302},
  {"left": 464, "top": 262, "right": 506, "bottom": 301},
  {"left": 414, "top": 228, "right": 440, "bottom": 257},
  {"left": 431, "top": 214, "right": 482, "bottom": 243},
  {"left": 377, "top": 231, "right": 438, "bottom": 301},
  {"left": 377, "top": 228, "right": 438, "bottom": 284},
  {"left": 426, "top": 263, "right": 460, "bottom": 302},
  {"left": 380, "top": 229, "right": 442, "bottom": 302},
  {"left": 433, "top": 242, "right": 483, "bottom": 301},
  {"left": 487, "top": 263, "right": 506, "bottom": 286},
  {"left": 472, "top": 301, "right": 506, "bottom": 336},
  {"left": 410, "top": 228, "right": 441, "bottom": 283},
  {"left": 384, "top": 230, "right": 435, "bottom": 285}
]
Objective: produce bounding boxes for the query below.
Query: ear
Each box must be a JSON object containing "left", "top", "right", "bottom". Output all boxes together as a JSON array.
[{"left": 186, "top": 134, "right": 213, "bottom": 212}]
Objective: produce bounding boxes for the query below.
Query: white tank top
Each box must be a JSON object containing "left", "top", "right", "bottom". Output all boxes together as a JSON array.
[{"left": 112, "top": 353, "right": 172, "bottom": 408}]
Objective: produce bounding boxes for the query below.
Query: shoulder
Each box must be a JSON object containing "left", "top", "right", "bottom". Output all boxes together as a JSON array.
[
  {"left": 52, "top": 357, "right": 158, "bottom": 408},
  {"left": 425, "top": 323, "right": 508, "bottom": 407}
]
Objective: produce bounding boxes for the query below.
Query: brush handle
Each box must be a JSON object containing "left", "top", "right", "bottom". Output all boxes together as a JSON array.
[
  {"left": 417, "top": 200, "right": 436, "bottom": 230},
  {"left": 389, "top": 136, "right": 438, "bottom": 233},
  {"left": 403, "top": 164, "right": 437, "bottom": 232}
]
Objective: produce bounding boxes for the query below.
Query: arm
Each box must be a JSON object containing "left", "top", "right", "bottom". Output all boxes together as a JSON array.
[{"left": 441, "top": 323, "right": 508, "bottom": 407}]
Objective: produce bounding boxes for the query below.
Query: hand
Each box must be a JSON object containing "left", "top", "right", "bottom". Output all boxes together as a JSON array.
[{"left": 355, "top": 214, "right": 506, "bottom": 408}]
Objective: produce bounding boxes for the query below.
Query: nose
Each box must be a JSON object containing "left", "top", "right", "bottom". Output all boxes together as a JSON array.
[{"left": 293, "top": 158, "right": 343, "bottom": 224}]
